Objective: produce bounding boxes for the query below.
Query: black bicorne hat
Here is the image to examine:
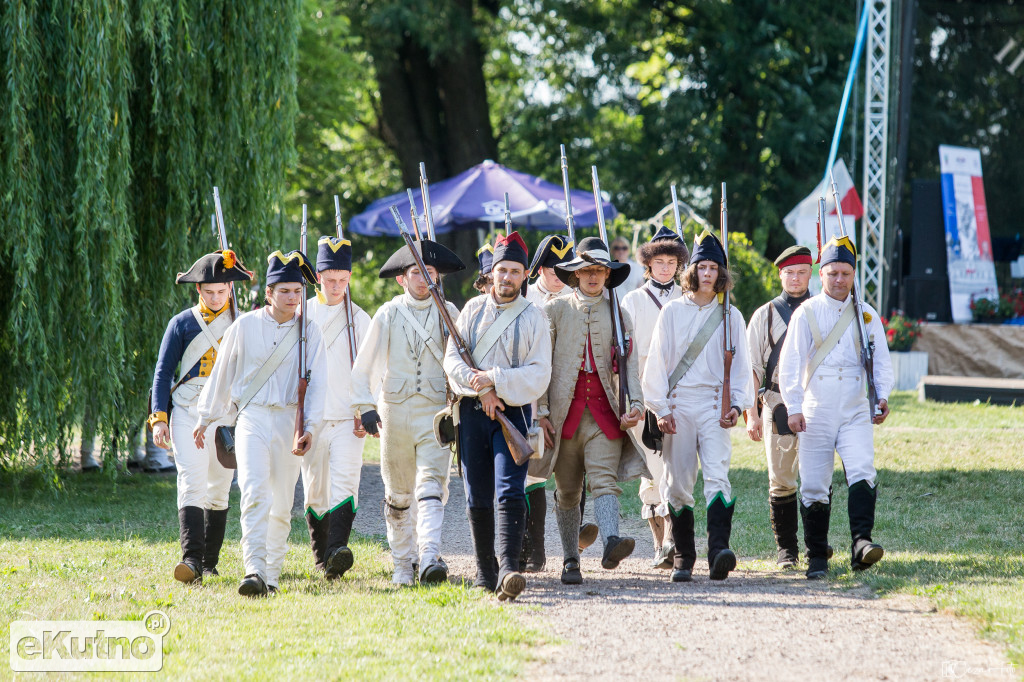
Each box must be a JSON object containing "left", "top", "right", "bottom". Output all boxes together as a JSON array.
[
  {"left": 689, "top": 229, "right": 727, "bottom": 267},
  {"left": 476, "top": 243, "right": 494, "bottom": 276},
  {"left": 266, "top": 250, "right": 317, "bottom": 285},
  {"left": 528, "top": 234, "right": 575, "bottom": 279},
  {"left": 554, "top": 236, "right": 631, "bottom": 289},
  {"left": 317, "top": 236, "right": 353, "bottom": 273},
  {"left": 378, "top": 239, "right": 465, "bottom": 279},
  {"left": 176, "top": 250, "right": 254, "bottom": 285}
]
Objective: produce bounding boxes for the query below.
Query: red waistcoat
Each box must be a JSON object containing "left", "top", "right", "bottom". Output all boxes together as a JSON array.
[{"left": 561, "top": 334, "right": 623, "bottom": 440}]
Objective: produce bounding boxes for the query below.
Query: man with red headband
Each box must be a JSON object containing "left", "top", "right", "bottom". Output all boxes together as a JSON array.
[{"left": 745, "top": 245, "right": 815, "bottom": 568}]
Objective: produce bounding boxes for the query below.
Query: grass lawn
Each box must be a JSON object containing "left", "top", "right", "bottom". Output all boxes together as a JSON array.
[{"left": 2, "top": 392, "right": 1021, "bottom": 676}]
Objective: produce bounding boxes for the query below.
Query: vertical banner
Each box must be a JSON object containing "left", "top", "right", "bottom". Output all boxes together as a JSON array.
[{"left": 939, "top": 145, "right": 998, "bottom": 323}]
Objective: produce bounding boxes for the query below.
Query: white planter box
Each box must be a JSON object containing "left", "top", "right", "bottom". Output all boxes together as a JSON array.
[{"left": 891, "top": 350, "right": 929, "bottom": 391}]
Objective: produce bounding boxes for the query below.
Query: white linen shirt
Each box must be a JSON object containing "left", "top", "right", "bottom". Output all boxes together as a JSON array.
[
  {"left": 642, "top": 294, "right": 754, "bottom": 419},
  {"left": 197, "top": 307, "right": 327, "bottom": 434},
  {"left": 444, "top": 292, "right": 552, "bottom": 407},
  {"left": 307, "top": 297, "right": 372, "bottom": 421},
  {"left": 778, "top": 292, "right": 893, "bottom": 416},
  {"left": 620, "top": 280, "right": 681, "bottom": 377}
]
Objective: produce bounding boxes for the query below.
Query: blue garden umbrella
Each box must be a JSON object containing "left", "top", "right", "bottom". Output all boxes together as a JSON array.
[{"left": 348, "top": 159, "right": 618, "bottom": 236}]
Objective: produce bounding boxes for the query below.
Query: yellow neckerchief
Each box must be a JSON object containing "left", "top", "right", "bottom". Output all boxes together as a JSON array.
[
  {"left": 197, "top": 297, "right": 230, "bottom": 376},
  {"left": 198, "top": 296, "right": 231, "bottom": 323}
]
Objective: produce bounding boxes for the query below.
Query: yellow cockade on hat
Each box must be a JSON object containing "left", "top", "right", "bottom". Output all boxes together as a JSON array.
[
  {"left": 550, "top": 239, "right": 574, "bottom": 258},
  {"left": 475, "top": 243, "right": 494, "bottom": 257},
  {"left": 695, "top": 228, "right": 714, "bottom": 244},
  {"left": 318, "top": 236, "right": 351, "bottom": 253}
]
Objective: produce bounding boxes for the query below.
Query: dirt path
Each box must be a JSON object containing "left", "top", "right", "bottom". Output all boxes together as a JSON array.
[{"left": 319, "top": 464, "right": 1012, "bottom": 681}]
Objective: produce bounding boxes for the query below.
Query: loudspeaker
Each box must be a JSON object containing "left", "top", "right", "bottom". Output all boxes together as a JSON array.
[
  {"left": 909, "top": 180, "right": 947, "bottom": 277},
  {"left": 903, "top": 275, "right": 951, "bottom": 322}
]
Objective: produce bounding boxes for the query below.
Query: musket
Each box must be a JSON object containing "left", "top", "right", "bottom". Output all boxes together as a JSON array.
[
  {"left": 334, "top": 195, "right": 358, "bottom": 368},
  {"left": 558, "top": 144, "right": 578, "bottom": 246},
  {"left": 212, "top": 187, "right": 239, "bottom": 318},
  {"left": 590, "top": 165, "right": 632, "bottom": 418},
  {"left": 721, "top": 183, "right": 734, "bottom": 422},
  {"left": 503, "top": 192, "right": 512, "bottom": 235},
  {"left": 407, "top": 188, "right": 424, "bottom": 241},
  {"left": 825, "top": 174, "right": 878, "bottom": 418},
  {"left": 294, "top": 204, "right": 310, "bottom": 452},
  {"left": 418, "top": 163, "right": 444, "bottom": 298},
  {"left": 670, "top": 183, "right": 684, "bottom": 237},
  {"left": 388, "top": 205, "right": 535, "bottom": 465}
]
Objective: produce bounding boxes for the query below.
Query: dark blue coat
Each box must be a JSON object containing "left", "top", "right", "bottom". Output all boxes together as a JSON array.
[{"left": 151, "top": 308, "right": 210, "bottom": 415}]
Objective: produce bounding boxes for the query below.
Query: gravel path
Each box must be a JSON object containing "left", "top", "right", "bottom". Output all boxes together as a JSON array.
[{"left": 302, "top": 463, "right": 1013, "bottom": 682}]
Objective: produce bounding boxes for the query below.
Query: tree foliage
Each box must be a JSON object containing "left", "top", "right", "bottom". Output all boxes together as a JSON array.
[{"left": 0, "top": 0, "right": 300, "bottom": 476}]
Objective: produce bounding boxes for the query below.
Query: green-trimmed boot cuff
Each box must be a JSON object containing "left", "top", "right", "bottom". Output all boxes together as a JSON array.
[
  {"left": 706, "top": 491, "right": 736, "bottom": 510},
  {"left": 327, "top": 497, "right": 358, "bottom": 515},
  {"left": 669, "top": 503, "right": 695, "bottom": 517}
]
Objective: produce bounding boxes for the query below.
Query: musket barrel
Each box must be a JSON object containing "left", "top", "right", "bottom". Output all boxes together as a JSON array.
[
  {"left": 503, "top": 192, "right": 512, "bottom": 235},
  {"left": 407, "top": 188, "right": 423, "bottom": 240},
  {"left": 671, "top": 183, "right": 683, "bottom": 237},
  {"left": 418, "top": 163, "right": 437, "bottom": 242},
  {"left": 559, "top": 144, "right": 577, "bottom": 245}
]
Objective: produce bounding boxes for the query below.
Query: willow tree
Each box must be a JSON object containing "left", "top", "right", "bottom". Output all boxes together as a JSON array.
[{"left": 0, "top": 0, "right": 300, "bottom": 479}]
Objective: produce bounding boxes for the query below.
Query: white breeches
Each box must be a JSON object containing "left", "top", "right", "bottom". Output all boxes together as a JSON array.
[
  {"left": 660, "top": 385, "right": 733, "bottom": 512},
  {"left": 235, "top": 405, "right": 302, "bottom": 587},
  {"left": 171, "top": 387, "right": 233, "bottom": 511},
  {"left": 301, "top": 419, "right": 365, "bottom": 517},
  {"left": 379, "top": 396, "right": 451, "bottom": 509},
  {"left": 798, "top": 368, "right": 876, "bottom": 505},
  {"left": 631, "top": 422, "right": 667, "bottom": 518}
]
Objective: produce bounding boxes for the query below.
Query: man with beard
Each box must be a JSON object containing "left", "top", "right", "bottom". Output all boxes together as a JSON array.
[{"left": 443, "top": 232, "right": 551, "bottom": 600}]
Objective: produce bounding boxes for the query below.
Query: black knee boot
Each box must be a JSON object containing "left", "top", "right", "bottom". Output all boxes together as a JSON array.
[
  {"left": 770, "top": 494, "right": 800, "bottom": 567},
  {"left": 496, "top": 498, "right": 527, "bottom": 601},
  {"left": 848, "top": 481, "right": 884, "bottom": 571},
  {"left": 520, "top": 486, "right": 547, "bottom": 572},
  {"left": 306, "top": 512, "right": 330, "bottom": 573},
  {"left": 203, "top": 508, "right": 229, "bottom": 577},
  {"left": 325, "top": 501, "right": 357, "bottom": 580},
  {"left": 706, "top": 496, "right": 737, "bottom": 580},
  {"left": 670, "top": 507, "right": 696, "bottom": 582},
  {"left": 175, "top": 506, "right": 205, "bottom": 584},
  {"left": 467, "top": 507, "right": 499, "bottom": 592},
  {"left": 801, "top": 500, "right": 831, "bottom": 579}
]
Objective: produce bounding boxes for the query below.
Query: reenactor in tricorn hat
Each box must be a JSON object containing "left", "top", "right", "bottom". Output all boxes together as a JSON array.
[
  {"left": 195, "top": 250, "right": 327, "bottom": 597},
  {"left": 778, "top": 236, "right": 893, "bottom": 579},
  {"left": 149, "top": 249, "right": 253, "bottom": 585},
  {"left": 350, "top": 239, "right": 464, "bottom": 585}
]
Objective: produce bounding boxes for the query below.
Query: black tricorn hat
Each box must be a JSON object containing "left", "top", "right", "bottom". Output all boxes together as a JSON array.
[
  {"left": 266, "top": 250, "right": 317, "bottom": 285},
  {"left": 317, "top": 236, "right": 353, "bottom": 273},
  {"left": 528, "top": 234, "right": 575, "bottom": 279},
  {"left": 378, "top": 239, "right": 465, "bottom": 279},
  {"left": 176, "top": 250, "right": 254, "bottom": 284},
  {"left": 554, "top": 236, "right": 631, "bottom": 289}
]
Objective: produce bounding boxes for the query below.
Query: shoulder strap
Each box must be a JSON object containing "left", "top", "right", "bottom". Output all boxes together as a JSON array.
[
  {"left": 320, "top": 307, "right": 349, "bottom": 350},
  {"left": 177, "top": 308, "right": 232, "bottom": 386},
  {"left": 803, "top": 303, "right": 856, "bottom": 388},
  {"left": 764, "top": 299, "right": 792, "bottom": 389},
  {"left": 666, "top": 304, "right": 724, "bottom": 393},
  {"left": 470, "top": 297, "right": 530, "bottom": 366},
  {"left": 236, "top": 323, "right": 301, "bottom": 413},
  {"left": 771, "top": 297, "right": 794, "bottom": 327},
  {"left": 394, "top": 304, "right": 445, "bottom": 366},
  {"left": 643, "top": 286, "right": 664, "bottom": 310}
]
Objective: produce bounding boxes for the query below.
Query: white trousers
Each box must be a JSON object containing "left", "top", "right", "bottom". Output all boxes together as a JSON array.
[
  {"left": 660, "top": 385, "right": 733, "bottom": 511},
  {"left": 171, "top": 385, "right": 233, "bottom": 510},
  {"left": 631, "top": 422, "right": 667, "bottom": 518},
  {"left": 301, "top": 419, "right": 364, "bottom": 517},
  {"left": 798, "top": 368, "right": 876, "bottom": 505},
  {"left": 236, "top": 405, "right": 302, "bottom": 586}
]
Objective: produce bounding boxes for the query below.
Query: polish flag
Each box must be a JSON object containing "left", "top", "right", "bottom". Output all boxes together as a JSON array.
[{"left": 783, "top": 159, "right": 864, "bottom": 256}]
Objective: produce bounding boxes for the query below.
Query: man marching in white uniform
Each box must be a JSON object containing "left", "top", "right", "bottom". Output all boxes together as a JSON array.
[
  {"left": 149, "top": 250, "right": 254, "bottom": 584},
  {"left": 643, "top": 230, "right": 753, "bottom": 582},
  {"left": 195, "top": 250, "right": 327, "bottom": 597},
  {"left": 779, "top": 236, "right": 893, "bottom": 579},
  {"left": 300, "top": 236, "right": 372, "bottom": 580},
  {"left": 351, "top": 239, "right": 464, "bottom": 586},
  {"left": 620, "top": 225, "right": 687, "bottom": 569}
]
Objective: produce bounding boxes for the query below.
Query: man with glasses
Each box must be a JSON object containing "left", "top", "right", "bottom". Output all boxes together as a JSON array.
[{"left": 610, "top": 236, "right": 645, "bottom": 292}]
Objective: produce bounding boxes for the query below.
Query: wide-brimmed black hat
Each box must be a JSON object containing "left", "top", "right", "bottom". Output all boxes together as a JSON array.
[
  {"left": 528, "top": 234, "right": 574, "bottom": 279},
  {"left": 476, "top": 243, "right": 494, "bottom": 276},
  {"left": 639, "top": 225, "right": 689, "bottom": 267},
  {"left": 689, "top": 229, "right": 727, "bottom": 267},
  {"left": 266, "top": 250, "right": 317, "bottom": 285},
  {"left": 820, "top": 236, "right": 856, "bottom": 268},
  {"left": 317, "top": 236, "right": 352, "bottom": 273},
  {"left": 378, "top": 239, "right": 465, "bottom": 279},
  {"left": 176, "top": 250, "right": 254, "bottom": 284},
  {"left": 554, "top": 236, "right": 631, "bottom": 289}
]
